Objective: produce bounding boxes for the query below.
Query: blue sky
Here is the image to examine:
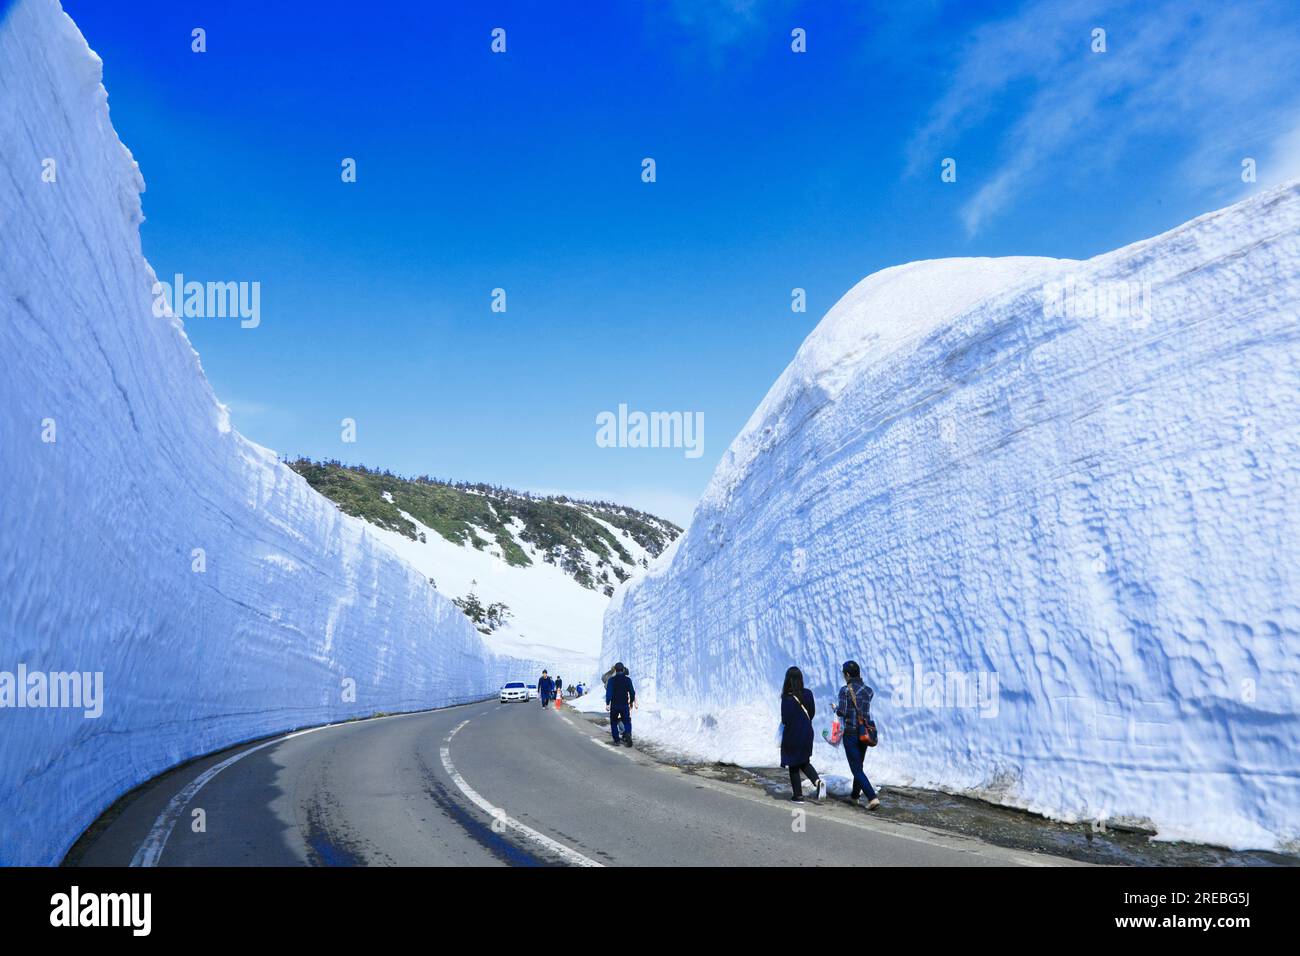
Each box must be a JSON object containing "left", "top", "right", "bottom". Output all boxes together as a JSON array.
[{"left": 56, "top": 0, "right": 1300, "bottom": 525}]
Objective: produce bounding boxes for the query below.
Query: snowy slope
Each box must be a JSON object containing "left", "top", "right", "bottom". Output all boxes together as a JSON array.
[
  {"left": 0, "top": 0, "right": 534, "bottom": 865},
  {"left": 369, "top": 506, "right": 664, "bottom": 680},
  {"left": 602, "top": 185, "right": 1300, "bottom": 850},
  {"left": 288, "top": 462, "right": 681, "bottom": 682}
]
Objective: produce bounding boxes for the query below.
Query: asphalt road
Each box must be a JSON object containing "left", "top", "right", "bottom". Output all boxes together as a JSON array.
[{"left": 69, "top": 698, "right": 1081, "bottom": 867}]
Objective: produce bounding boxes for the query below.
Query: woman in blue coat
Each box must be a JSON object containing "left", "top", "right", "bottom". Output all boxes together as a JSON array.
[{"left": 780, "top": 666, "right": 825, "bottom": 802}]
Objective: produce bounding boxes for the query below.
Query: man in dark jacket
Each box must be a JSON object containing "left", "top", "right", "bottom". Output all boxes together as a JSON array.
[
  {"left": 538, "top": 670, "right": 555, "bottom": 708},
  {"left": 605, "top": 662, "right": 636, "bottom": 746}
]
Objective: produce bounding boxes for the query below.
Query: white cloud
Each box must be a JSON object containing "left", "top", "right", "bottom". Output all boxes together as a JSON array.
[{"left": 907, "top": 0, "right": 1300, "bottom": 234}]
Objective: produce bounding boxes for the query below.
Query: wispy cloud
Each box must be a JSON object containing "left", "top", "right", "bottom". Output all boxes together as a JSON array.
[
  {"left": 665, "top": 0, "right": 769, "bottom": 45},
  {"left": 652, "top": 0, "right": 796, "bottom": 69},
  {"left": 220, "top": 398, "right": 298, "bottom": 442},
  {"left": 907, "top": 0, "right": 1300, "bottom": 234},
  {"left": 1256, "top": 113, "right": 1300, "bottom": 189}
]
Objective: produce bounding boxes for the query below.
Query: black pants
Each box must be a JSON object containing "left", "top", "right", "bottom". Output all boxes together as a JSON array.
[
  {"left": 788, "top": 762, "right": 819, "bottom": 798},
  {"left": 610, "top": 709, "right": 631, "bottom": 742}
]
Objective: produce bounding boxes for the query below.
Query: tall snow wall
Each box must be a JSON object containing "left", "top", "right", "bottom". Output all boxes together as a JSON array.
[
  {"left": 0, "top": 0, "right": 530, "bottom": 865},
  {"left": 603, "top": 183, "right": 1300, "bottom": 851}
]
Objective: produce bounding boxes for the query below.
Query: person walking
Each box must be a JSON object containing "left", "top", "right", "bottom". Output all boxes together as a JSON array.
[
  {"left": 554, "top": 675, "right": 563, "bottom": 701},
  {"left": 605, "top": 662, "right": 636, "bottom": 747},
  {"left": 538, "top": 670, "right": 555, "bottom": 709},
  {"left": 780, "top": 666, "right": 825, "bottom": 802},
  {"left": 836, "top": 660, "right": 879, "bottom": 809}
]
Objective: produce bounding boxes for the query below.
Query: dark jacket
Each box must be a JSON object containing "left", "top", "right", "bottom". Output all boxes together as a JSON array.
[
  {"left": 538, "top": 676, "right": 555, "bottom": 698},
  {"left": 605, "top": 673, "right": 635, "bottom": 713},
  {"left": 780, "top": 688, "right": 816, "bottom": 767}
]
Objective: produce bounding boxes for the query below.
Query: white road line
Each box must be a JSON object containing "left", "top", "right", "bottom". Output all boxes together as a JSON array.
[
  {"left": 131, "top": 722, "right": 335, "bottom": 867},
  {"left": 560, "top": 716, "right": 1062, "bottom": 866},
  {"left": 440, "top": 721, "right": 603, "bottom": 867},
  {"left": 677, "top": 772, "right": 1061, "bottom": 866},
  {"left": 131, "top": 704, "right": 491, "bottom": 867},
  {"left": 588, "top": 736, "right": 637, "bottom": 760}
]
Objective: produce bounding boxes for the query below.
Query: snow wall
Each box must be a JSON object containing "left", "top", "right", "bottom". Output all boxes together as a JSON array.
[
  {"left": 0, "top": 0, "right": 535, "bottom": 865},
  {"left": 603, "top": 183, "right": 1300, "bottom": 851}
]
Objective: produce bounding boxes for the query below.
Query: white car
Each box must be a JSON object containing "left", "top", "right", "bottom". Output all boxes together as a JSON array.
[
  {"left": 499, "top": 682, "right": 528, "bottom": 703},
  {"left": 526, "top": 683, "right": 538, "bottom": 700}
]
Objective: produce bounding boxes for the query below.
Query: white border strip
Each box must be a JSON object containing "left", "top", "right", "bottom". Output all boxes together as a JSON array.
[{"left": 440, "top": 720, "right": 602, "bottom": 867}]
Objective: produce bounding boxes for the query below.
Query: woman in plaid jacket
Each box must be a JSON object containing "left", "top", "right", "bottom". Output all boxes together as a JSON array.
[{"left": 836, "top": 660, "right": 879, "bottom": 810}]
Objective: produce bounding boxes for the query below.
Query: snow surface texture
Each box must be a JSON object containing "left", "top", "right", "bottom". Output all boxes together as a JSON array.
[
  {"left": 603, "top": 184, "right": 1300, "bottom": 851},
  {"left": 0, "top": 0, "right": 535, "bottom": 865}
]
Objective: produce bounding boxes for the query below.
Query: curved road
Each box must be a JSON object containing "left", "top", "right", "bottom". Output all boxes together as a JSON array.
[{"left": 70, "top": 699, "right": 1076, "bottom": 867}]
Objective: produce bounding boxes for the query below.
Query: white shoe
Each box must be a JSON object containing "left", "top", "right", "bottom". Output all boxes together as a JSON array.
[{"left": 865, "top": 797, "right": 881, "bottom": 811}]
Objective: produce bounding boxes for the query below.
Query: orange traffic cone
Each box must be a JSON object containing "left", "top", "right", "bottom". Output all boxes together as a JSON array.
[{"left": 554, "top": 694, "right": 562, "bottom": 711}]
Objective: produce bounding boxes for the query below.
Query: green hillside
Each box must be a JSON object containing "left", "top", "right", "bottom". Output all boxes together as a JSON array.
[{"left": 288, "top": 459, "right": 682, "bottom": 594}]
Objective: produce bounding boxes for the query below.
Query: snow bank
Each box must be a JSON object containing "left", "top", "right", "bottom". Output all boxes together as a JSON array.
[
  {"left": 603, "top": 184, "right": 1300, "bottom": 850},
  {"left": 0, "top": 0, "right": 532, "bottom": 865}
]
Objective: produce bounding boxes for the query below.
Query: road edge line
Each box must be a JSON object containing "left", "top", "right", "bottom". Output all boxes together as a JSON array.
[
  {"left": 129, "top": 705, "right": 483, "bottom": 867},
  {"left": 130, "top": 722, "right": 335, "bottom": 867},
  {"left": 440, "top": 721, "right": 603, "bottom": 867}
]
